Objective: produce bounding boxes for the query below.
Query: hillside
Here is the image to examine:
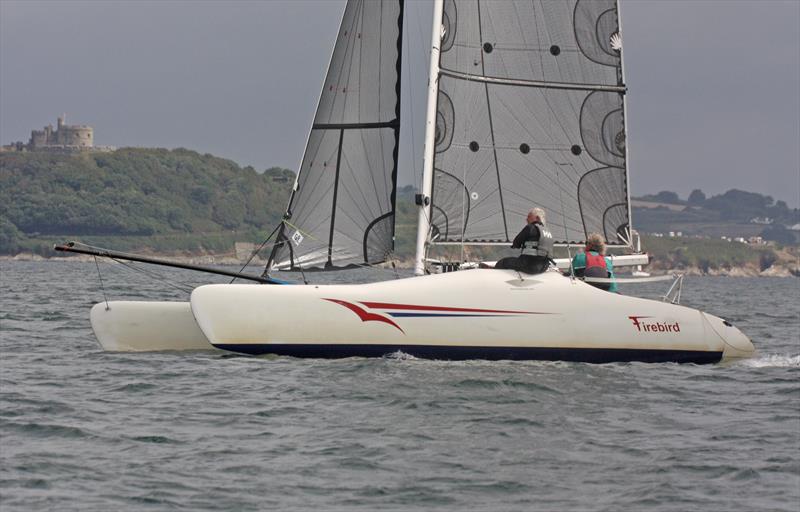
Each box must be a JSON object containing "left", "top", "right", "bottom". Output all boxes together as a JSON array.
[
  {"left": 0, "top": 149, "right": 293, "bottom": 255},
  {"left": 632, "top": 189, "right": 799, "bottom": 244}
]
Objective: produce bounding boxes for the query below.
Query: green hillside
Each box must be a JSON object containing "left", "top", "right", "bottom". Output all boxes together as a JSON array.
[
  {"left": 632, "top": 189, "right": 799, "bottom": 245},
  {"left": 0, "top": 148, "right": 293, "bottom": 254}
]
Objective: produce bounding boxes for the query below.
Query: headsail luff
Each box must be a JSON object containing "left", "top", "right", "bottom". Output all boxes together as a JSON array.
[
  {"left": 430, "top": 0, "right": 630, "bottom": 246},
  {"left": 269, "top": 0, "right": 404, "bottom": 270}
]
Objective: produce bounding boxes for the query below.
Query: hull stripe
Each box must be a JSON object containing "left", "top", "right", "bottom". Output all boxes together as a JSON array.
[
  {"left": 387, "top": 313, "right": 513, "bottom": 318},
  {"left": 360, "top": 302, "right": 551, "bottom": 315},
  {"left": 212, "top": 343, "right": 723, "bottom": 364}
]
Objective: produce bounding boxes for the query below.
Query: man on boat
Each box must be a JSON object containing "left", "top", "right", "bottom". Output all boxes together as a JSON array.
[
  {"left": 495, "top": 207, "right": 553, "bottom": 274},
  {"left": 571, "top": 233, "right": 618, "bottom": 292}
]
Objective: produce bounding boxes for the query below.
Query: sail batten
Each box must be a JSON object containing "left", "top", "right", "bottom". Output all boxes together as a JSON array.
[
  {"left": 439, "top": 69, "right": 626, "bottom": 92},
  {"left": 430, "top": 0, "right": 631, "bottom": 247},
  {"left": 312, "top": 120, "right": 399, "bottom": 130}
]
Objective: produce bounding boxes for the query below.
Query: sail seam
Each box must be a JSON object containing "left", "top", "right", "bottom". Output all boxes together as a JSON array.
[
  {"left": 475, "top": 0, "right": 509, "bottom": 242},
  {"left": 327, "top": 129, "right": 345, "bottom": 267}
]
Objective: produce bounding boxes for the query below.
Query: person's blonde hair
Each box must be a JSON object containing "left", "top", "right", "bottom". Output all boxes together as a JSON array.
[
  {"left": 586, "top": 233, "right": 606, "bottom": 254},
  {"left": 528, "top": 207, "right": 546, "bottom": 224}
]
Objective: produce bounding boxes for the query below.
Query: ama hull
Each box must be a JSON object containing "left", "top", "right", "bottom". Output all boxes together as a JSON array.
[
  {"left": 90, "top": 301, "right": 215, "bottom": 352},
  {"left": 190, "top": 270, "right": 755, "bottom": 364}
]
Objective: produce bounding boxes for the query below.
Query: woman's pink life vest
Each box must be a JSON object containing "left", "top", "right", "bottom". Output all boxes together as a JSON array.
[
  {"left": 584, "top": 251, "right": 610, "bottom": 290},
  {"left": 585, "top": 251, "right": 608, "bottom": 272}
]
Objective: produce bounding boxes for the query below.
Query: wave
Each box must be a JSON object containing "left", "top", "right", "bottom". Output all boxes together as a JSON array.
[
  {"left": 384, "top": 350, "right": 419, "bottom": 361},
  {"left": 739, "top": 354, "right": 800, "bottom": 368}
]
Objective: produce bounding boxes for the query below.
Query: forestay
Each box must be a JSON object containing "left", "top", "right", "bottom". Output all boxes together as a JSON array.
[
  {"left": 430, "top": 0, "right": 630, "bottom": 246},
  {"left": 269, "top": 0, "right": 404, "bottom": 270}
]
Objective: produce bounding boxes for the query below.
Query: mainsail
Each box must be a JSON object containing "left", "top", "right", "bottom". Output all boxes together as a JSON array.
[
  {"left": 269, "top": 0, "right": 404, "bottom": 270},
  {"left": 430, "top": 0, "right": 630, "bottom": 246}
]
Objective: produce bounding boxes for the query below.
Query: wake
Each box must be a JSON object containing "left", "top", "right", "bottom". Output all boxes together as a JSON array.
[{"left": 739, "top": 354, "right": 800, "bottom": 368}]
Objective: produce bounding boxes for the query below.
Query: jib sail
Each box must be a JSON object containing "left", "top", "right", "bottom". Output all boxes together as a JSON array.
[{"left": 269, "top": 0, "right": 404, "bottom": 270}]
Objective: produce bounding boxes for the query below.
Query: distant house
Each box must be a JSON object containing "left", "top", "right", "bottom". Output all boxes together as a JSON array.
[{"left": 750, "top": 217, "right": 773, "bottom": 225}]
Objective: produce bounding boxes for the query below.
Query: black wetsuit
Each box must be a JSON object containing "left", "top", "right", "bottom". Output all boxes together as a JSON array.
[
  {"left": 495, "top": 222, "right": 550, "bottom": 274},
  {"left": 511, "top": 223, "right": 541, "bottom": 250}
]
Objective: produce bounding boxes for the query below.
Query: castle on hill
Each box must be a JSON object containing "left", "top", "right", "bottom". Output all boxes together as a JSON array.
[{"left": 1, "top": 115, "right": 114, "bottom": 153}]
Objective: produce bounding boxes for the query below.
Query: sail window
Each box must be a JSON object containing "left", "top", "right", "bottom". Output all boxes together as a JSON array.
[
  {"left": 520, "top": 143, "right": 530, "bottom": 154},
  {"left": 571, "top": 145, "right": 582, "bottom": 155},
  {"left": 550, "top": 45, "right": 561, "bottom": 56},
  {"left": 469, "top": 141, "right": 479, "bottom": 152},
  {"left": 483, "top": 42, "right": 493, "bottom": 53}
]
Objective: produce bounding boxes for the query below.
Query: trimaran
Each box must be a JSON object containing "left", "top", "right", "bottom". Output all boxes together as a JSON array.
[{"left": 57, "top": 0, "right": 754, "bottom": 363}]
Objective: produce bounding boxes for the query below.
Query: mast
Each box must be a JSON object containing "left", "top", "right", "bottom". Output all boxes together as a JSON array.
[
  {"left": 617, "top": 0, "right": 634, "bottom": 246},
  {"left": 414, "top": 0, "right": 444, "bottom": 276}
]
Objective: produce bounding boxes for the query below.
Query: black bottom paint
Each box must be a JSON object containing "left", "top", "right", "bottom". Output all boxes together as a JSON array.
[{"left": 213, "top": 344, "right": 724, "bottom": 364}]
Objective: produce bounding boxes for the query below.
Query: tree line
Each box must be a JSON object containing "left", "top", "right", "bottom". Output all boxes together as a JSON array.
[
  {"left": 636, "top": 188, "right": 797, "bottom": 224},
  {"left": 0, "top": 148, "right": 294, "bottom": 254}
]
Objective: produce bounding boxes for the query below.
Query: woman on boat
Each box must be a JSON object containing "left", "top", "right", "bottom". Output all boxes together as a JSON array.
[{"left": 571, "top": 233, "right": 618, "bottom": 292}]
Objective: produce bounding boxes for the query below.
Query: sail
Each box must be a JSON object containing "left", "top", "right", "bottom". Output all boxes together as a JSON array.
[
  {"left": 270, "top": 0, "right": 404, "bottom": 270},
  {"left": 431, "top": 0, "right": 630, "bottom": 246}
]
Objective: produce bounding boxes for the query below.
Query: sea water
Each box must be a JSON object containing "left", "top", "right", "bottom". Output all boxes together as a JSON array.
[{"left": 1, "top": 261, "right": 798, "bottom": 511}]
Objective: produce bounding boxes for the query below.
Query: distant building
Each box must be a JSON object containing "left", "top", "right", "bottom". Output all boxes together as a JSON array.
[
  {"left": 1, "top": 114, "right": 114, "bottom": 153},
  {"left": 31, "top": 114, "right": 93, "bottom": 149}
]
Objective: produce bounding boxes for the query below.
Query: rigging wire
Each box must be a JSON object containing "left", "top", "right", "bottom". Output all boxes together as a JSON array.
[
  {"left": 459, "top": 156, "right": 467, "bottom": 264},
  {"left": 555, "top": 162, "right": 575, "bottom": 281},
  {"left": 93, "top": 255, "right": 110, "bottom": 310},
  {"left": 71, "top": 240, "right": 217, "bottom": 293},
  {"left": 110, "top": 258, "right": 195, "bottom": 294},
  {"left": 231, "top": 223, "right": 281, "bottom": 283}
]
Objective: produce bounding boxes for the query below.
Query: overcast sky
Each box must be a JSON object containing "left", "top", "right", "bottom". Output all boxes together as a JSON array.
[{"left": 1, "top": 0, "right": 798, "bottom": 206}]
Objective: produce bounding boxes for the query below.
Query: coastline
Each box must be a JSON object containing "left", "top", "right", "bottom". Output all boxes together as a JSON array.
[{"left": 3, "top": 252, "right": 797, "bottom": 277}]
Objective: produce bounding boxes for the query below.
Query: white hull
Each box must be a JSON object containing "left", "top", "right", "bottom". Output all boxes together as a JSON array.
[
  {"left": 90, "top": 301, "right": 214, "bottom": 352},
  {"left": 189, "top": 270, "right": 754, "bottom": 363}
]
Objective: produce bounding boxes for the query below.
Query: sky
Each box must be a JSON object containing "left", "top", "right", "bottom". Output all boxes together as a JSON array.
[{"left": 1, "top": 0, "right": 798, "bottom": 206}]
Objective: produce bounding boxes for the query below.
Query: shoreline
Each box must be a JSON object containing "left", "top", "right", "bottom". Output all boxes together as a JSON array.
[{"left": 2, "top": 252, "right": 797, "bottom": 278}]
